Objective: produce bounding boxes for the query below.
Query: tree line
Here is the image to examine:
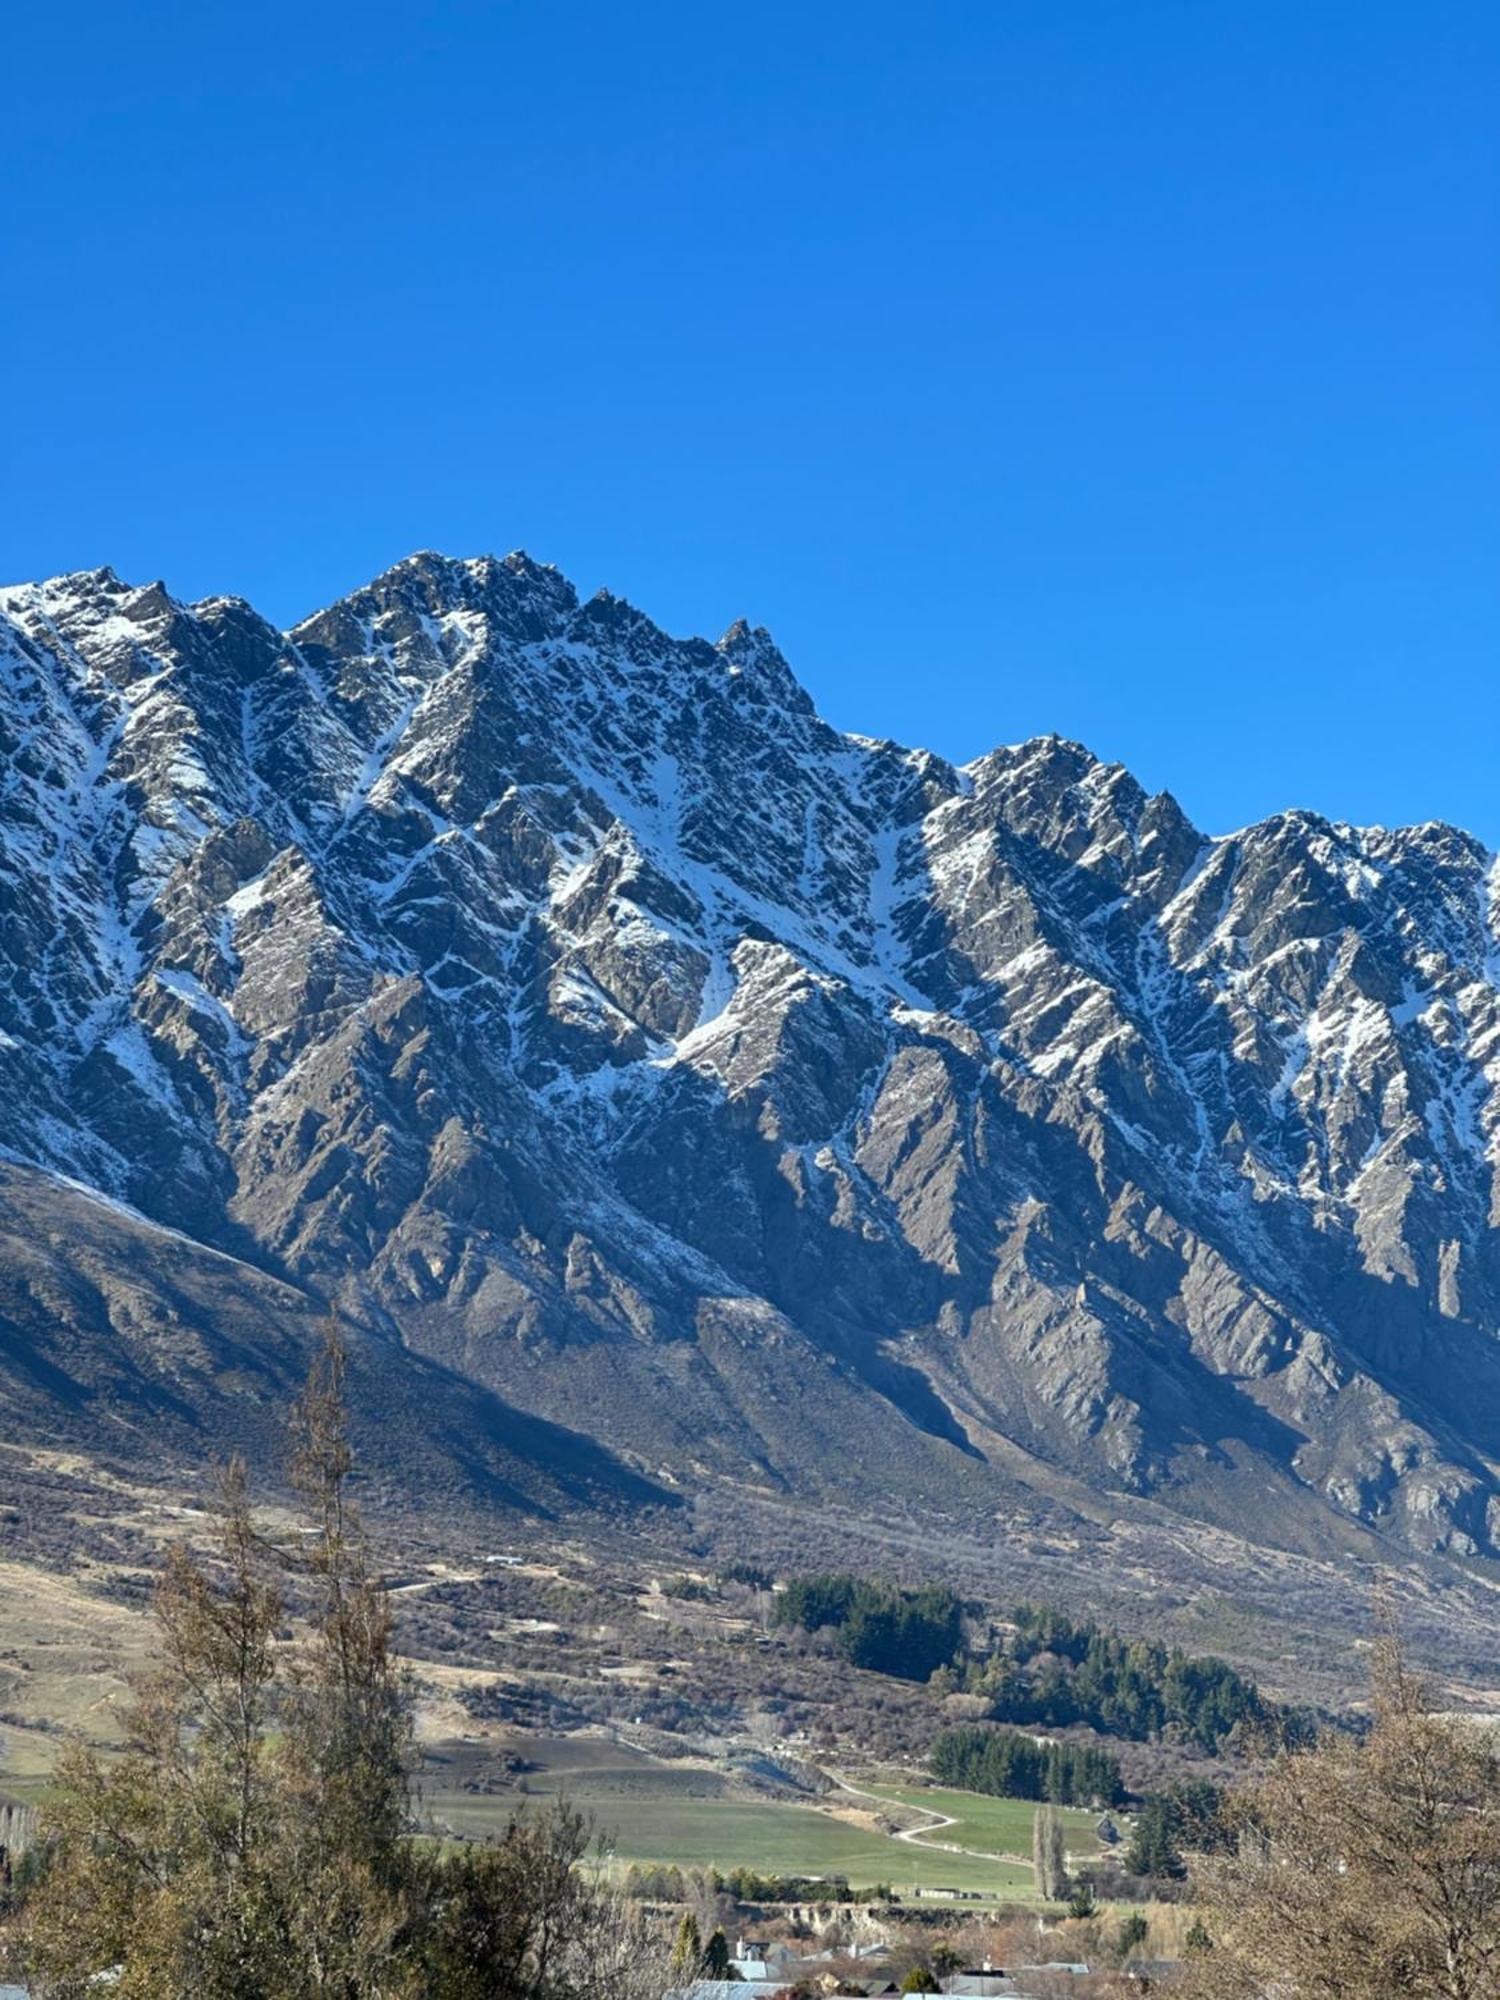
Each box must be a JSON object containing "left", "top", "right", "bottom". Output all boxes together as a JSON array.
[
  {"left": 623, "top": 1863, "right": 893, "bottom": 1907},
  {"left": 772, "top": 1573, "right": 1292, "bottom": 1760},
  {"left": 931, "top": 1725, "right": 1125, "bottom": 1807}
]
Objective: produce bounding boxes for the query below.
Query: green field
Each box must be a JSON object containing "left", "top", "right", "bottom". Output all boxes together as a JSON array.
[
  {"left": 13, "top": 1725, "right": 1089, "bottom": 1901},
  {"left": 861, "top": 1783, "right": 1100, "bottom": 1858},
  {"left": 418, "top": 1739, "right": 1037, "bottom": 1895},
  {"left": 533, "top": 1795, "right": 1030, "bottom": 1895}
]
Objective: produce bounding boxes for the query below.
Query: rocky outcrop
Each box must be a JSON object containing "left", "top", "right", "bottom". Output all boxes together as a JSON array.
[{"left": 3, "top": 552, "right": 1499, "bottom": 1555}]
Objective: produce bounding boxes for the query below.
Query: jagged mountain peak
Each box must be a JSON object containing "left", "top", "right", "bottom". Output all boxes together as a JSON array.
[
  {"left": 0, "top": 560, "right": 123, "bottom": 600},
  {"left": 2, "top": 552, "right": 1500, "bottom": 1563},
  {"left": 293, "top": 546, "right": 582, "bottom": 651}
]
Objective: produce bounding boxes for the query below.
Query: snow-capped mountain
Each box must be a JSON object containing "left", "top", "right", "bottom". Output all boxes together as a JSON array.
[{"left": 4, "top": 550, "right": 1500, "bottom": 1555}]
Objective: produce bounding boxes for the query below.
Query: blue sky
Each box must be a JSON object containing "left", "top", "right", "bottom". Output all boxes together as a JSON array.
[{"left": 4, "top": 2, "right": 1497, "bottom": 840}]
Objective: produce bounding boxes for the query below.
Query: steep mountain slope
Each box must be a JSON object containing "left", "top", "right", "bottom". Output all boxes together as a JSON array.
[
  {"left": 2, "top": 552, "right": 1498, "bottom": 1556},
  {"left": 0, "top": 1159, "right": 662, "bottom": 1520}
]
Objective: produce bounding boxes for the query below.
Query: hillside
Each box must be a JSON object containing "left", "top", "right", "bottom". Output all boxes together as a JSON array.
[{"left": 3, "top": 551, "right": 1500, "bottom": 1571}]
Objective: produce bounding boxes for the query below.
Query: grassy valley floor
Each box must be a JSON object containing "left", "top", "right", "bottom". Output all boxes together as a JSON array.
[{"left": 415, "top": 1734, "right": 1099, "bottom": 1898}]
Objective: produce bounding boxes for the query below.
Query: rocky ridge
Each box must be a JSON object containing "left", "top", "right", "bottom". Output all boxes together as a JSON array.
[{"left": 2, "top": 551, "right": 1498, "bottom": 1555}]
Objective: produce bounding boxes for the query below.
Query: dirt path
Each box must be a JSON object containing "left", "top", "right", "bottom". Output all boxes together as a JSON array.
[{"left": 830, "top": 1774, "right": 1034, "bottom": 1870}]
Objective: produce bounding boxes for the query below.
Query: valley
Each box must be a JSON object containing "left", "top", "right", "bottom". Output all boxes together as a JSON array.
[{"left": 6, "top": 1436, "right": 1500, "bottom": 1908}]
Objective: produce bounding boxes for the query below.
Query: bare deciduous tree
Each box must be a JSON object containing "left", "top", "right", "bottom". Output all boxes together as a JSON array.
[
  {"left": 1183, "top": 1635, "right": 1500, "bottom": 2000},
  {"left": 1033, "top": 1803, "right": 1071, "bottom": 1903}
]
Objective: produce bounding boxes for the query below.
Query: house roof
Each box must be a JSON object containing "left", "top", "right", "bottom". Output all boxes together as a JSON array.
[{"left": 670, "top": 1984, "right": 793, "bottom": 2000}]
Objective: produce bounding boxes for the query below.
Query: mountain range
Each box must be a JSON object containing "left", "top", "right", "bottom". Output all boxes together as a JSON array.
[{"left": 3, "top": 550, "right": 1498, "bottom": 1563}]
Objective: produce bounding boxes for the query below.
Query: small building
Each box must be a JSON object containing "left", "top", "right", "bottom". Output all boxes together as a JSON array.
[{"left": 670, "top": 1983, "right": 792, "bottom": 2000}]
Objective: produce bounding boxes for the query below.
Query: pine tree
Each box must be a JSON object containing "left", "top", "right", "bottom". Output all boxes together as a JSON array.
[
  {"left": 670, "top": 1910, "right": 703, "bottom": 1978},
  {"left": 1124, "top": 1795, "right": 1184, "bottom": 1880},
  {"left": 1066, "top": 1879, "right": 1096, "bottom": 1919},
  {"left": 288, "top": 1324, "right": 412, "bottom": 1861},
  {"left": 1116, "top": 1910, "right": 1149, "bottom": 1959},
  {"left": 275, "top": 1322, "right": 416, "bottom": 1991},
  {"left": 5, "top": 1325, "right": 678, "bottom": 2000},
  {"left": 12, "top": 1460, "right": 294, "bottom": 1997}
]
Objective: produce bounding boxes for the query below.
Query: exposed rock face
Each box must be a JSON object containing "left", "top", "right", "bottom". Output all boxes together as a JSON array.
[{"left": 3, "top": 551, "right": 1499, "bottom": 1553}]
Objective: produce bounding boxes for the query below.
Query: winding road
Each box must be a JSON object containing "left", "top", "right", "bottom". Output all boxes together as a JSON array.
[{"left": 830, "top": 1774, "right": 1035, "bottom": 1870}]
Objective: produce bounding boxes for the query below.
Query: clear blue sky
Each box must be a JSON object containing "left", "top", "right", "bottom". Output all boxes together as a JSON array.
[{"left": 5, "top": 2, "right": 1497, "bottom": 840}]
